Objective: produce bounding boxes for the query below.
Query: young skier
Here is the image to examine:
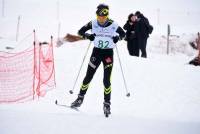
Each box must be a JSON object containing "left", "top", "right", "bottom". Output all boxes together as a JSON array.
[{"left": 69, "top": 4, "right": 125, "bottom": 117}]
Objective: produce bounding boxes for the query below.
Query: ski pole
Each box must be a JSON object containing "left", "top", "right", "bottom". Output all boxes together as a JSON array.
[
  {"left": 69, "top": 41, "right": 92, "bottom": 94},
  {"left": 115, "top": 46, "right": 130, "bottom": 97}
]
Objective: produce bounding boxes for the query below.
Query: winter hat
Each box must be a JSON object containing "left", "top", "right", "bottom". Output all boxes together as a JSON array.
[{"left": 96, "top": 4, "right": 109, "bottom": 16}]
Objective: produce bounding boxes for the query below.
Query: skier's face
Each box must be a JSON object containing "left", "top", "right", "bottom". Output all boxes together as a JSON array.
[{"left": 97, "top": 15, "right": 108, "bottom": 25}]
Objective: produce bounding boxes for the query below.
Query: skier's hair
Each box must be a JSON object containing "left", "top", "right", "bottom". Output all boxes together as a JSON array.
[{"left": 128, "top": 13, "right": 134, "bottom": 21}]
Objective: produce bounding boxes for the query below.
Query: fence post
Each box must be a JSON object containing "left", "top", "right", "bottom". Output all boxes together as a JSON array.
[
  {"left": 37, "top": 42, "right": 42, "bottom": 99},
  {"left": 57, "top": 22, "right": 61, "bottom": 39},
  {"left": 16, "top": 16, "right": 21, "bottom": 41},
  {"left": 51, "top": 36, "right": 56, "bottom": 87},
  {"left": 56, "top": 0, "right": 60, "bottom": 20},
  {"left": 157, "top": 8, "right": 160, "bottom": 25},
  {"left": 33, "top": 30, "right": 36, "bottom": 100},
  {"left": 167, "top": 24, "right": 170, "bottom": 54},
  {"left": 2, "top": 0, "right": 5, "bottom": 17}
]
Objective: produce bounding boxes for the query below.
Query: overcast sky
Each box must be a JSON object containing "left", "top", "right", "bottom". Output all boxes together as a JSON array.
[
  {"left": 2, "top": 0, "right": 200, "bottom": 32},
  {"left": 100, "top": 0, "right": 200, "bottom": 11}
]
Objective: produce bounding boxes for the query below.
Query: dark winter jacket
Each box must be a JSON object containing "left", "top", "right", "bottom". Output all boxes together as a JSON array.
[
  {"left": 123, "top": 21, "right": 138, "bottom": 40},
  {"left": 136, "top": 16, "right": 149, "bottom": 38},
  {"left": 136, "top": 13, "right": 153, "bottom": 38}
]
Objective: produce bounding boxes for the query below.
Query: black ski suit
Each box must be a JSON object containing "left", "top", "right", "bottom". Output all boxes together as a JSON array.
[{"left": 77, "top": 19, "right": 125, "bottom": 104}]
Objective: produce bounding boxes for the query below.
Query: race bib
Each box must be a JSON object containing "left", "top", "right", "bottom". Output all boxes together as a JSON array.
[{"left": 92, "top": 20, "right": 118, "bottom": 49}]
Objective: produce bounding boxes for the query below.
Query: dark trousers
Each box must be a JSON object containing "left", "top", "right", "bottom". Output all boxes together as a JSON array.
[
  {"left": 138, "top": 37, "right": 148, "bottom": 58},
  {"left": 79, "top": 47, "right": 113, "bottom": 103},
  {"left": 127, "top": 39, "right": 139, "bottom": 57}
]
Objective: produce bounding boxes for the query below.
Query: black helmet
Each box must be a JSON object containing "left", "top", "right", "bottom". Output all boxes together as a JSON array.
[{"left": 96, "top": 4, "right": 109, "bottom": 16}]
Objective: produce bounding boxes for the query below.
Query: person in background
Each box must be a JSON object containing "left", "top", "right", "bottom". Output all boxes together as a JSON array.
[
  {"left": 135, "top": 11, "right": 152, "bottom": 58},
  {"left": 70, "top": 4, "right": 125, "bottom": 117},
  {"left": 189, "top": 32, "right": 200, "bottom": 66},
  {"left": 123, "top": 13, "right": 139, "bottom": 56}
]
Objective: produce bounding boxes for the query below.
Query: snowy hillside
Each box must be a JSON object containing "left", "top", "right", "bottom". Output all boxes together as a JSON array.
[
  {"left": 1, "top": 0, "right": 200, "bottom": 134},
  {"left": 1, "top": 43, "right": 200, "bottom": 134}
]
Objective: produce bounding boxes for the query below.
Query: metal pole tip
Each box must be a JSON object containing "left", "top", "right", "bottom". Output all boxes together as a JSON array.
[
  {"left": 126, "top": 93, "right": 130, "bottom": 97},
  {"left": 69, "top": 90, "right": 73, "bottom": 94}
]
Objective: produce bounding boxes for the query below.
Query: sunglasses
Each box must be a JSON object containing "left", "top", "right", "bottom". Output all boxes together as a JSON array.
[{"left": 97, "top": 15, "right": 108, "bottom": 19}]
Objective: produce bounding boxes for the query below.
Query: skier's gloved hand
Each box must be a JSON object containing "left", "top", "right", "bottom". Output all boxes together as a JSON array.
[
  {"left": 84, "top": 33, "right": 96, "bottom": 41},
  {"left": 112, "top": 36, "right": 120, "bottom": 43},
  {"left": 56, "top": 38, "right": 65, "bottom": 47}
]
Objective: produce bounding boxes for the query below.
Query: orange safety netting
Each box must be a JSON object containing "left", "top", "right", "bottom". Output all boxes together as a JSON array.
[{"left": 0, "top": 38, "right": 56, "bottom": 103}]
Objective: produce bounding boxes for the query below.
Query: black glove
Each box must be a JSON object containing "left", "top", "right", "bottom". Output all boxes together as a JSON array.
[
  {"left": 84, "top": 33, "right": 96, "bottom": 41},
  {"left": 112, "top": 36, "right": 120, "bottom": 43}
]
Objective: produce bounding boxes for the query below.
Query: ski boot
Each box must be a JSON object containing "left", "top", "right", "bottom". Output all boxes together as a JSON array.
[
  {"left": 103, "top": 102, "right": 111, "bottom": 117},
  {"left": 71, "top": 95, "right": 84, "bottom": 108}
]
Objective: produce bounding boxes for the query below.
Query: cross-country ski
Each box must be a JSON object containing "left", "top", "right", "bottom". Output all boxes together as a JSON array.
[{"left": 55, "top": 100, "right": 79, "bottom": 111}]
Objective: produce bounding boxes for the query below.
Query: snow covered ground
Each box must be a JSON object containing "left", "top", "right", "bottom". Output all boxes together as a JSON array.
[
  {"left": 1, "top": 44, "right": 200, "bottom": 134},
  {"left": 1, "top": 0, "right": 200, "bottom": 134}
]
